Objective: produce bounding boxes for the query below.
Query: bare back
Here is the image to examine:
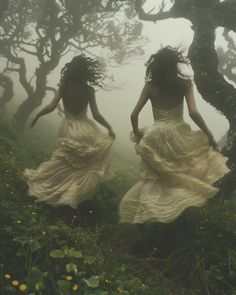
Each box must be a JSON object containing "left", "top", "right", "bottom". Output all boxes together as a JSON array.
[
  {"left": 61, "top": 82, "right": 92, "bottom": 116},
  {"left": 148, "top": 79, "right": 187, "bottom": 111}
]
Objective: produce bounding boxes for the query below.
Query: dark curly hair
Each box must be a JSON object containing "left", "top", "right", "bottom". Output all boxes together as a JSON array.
[
  {"left": 145, "top": 46, "right": 190, "bottom": 93},
  {"left": 59, "top": 55, "right": 105, "bottom": 94}
]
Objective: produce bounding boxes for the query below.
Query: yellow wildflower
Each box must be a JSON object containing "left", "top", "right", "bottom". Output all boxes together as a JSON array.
[
  {"left": 4, "top": 274, "right": 11, "bottom": 279},
  {"left": 72, "top": 283, "right": 79, "bottom": 291},
  {"left": 12, "top": 280, "right": 19, "bottom": 286},
  {"left": 19, "top": 284, "right": 27, "bottom": 292},
  {"left": 35, "top": 282, "right": 41, "bottom": 291},
  {"left": 16, "top": 220, "right": 22, "bottom": 224},
  {"left": 66, "top": 275, "right": 73, "bottom": 281}
]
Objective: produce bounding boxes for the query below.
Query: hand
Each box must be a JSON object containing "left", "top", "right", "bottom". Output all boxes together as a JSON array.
[
  {"left": 134, "top": 130, "right": 144, "bottom": 143},
  {"left": 208, "top": 135, "right": 219, "bottom": 151},
  {"left": 108, "top": 129, "right": 116, "bottom": 139},
  {"left": 30, "top": 116, "right": 39, "bottom": 128}
]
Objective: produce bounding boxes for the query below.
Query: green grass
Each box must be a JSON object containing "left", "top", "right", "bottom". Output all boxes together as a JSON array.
[{"left": 1, "top": 118, "right": 236, "bottom": 295}]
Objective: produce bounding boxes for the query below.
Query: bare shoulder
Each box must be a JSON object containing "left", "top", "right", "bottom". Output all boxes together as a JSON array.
[
  {"left": 144, "top": 81, "right": 159, "bottom": 96},
  {"left": 143, "top": 81, "right": 154, "bottom": 94},
  {"left": 144, "top": 81, "right": 153, "bottom": 90},
  {"left": 86, "top": 85, "right": 95, "bottom": 99},
  {"left": 58, "top": 85, "right": 62, "bottom": 95}
]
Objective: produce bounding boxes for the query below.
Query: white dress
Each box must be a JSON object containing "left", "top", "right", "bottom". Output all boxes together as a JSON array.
[
  {"left": 119, "top": 102, "right": 229, "bottom": 224},
  {"left": 24, "top": 106, "right": 114, "bottom": 209}
]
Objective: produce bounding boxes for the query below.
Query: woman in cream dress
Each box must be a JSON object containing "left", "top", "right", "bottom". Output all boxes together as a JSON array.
[
  {"left": 119, "top": 47, "right": 229, "bottom": 224},
  {"left": 24, "top": 55, "right": 115, "bottom": 209}
]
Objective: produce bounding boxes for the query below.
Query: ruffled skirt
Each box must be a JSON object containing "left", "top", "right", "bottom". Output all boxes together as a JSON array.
[
  {"left": 119, "top": 120, "right": 229, "bottom": 224},
  {"left": 24, "top": 115, "right": 114, "bottom": 208}
]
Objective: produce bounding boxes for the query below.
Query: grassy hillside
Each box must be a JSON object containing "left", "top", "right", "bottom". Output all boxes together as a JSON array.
[{"left": 1, "top": 119, "right": 236, "bottom": 295}]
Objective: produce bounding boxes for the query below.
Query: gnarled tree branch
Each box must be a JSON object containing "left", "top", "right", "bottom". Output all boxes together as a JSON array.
[{"left": 134, "top": 0, "right": 175, "bottom": 22}]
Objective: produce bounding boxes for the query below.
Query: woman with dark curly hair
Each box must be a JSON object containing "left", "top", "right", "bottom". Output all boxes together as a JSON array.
[
  {"left": 119, "top": 46, "right": 229, "bottom": 225},
  {"left": 24, "top": 55, "right": 115, "bottom": 208}
]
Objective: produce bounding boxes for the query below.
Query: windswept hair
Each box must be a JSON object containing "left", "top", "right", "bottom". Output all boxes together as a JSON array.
[
  {"left": 145, "top": 46, "right": 190, "bottom": 93},
  {"left": 59, "top": 55, "right": 105, "bottom": 94}
]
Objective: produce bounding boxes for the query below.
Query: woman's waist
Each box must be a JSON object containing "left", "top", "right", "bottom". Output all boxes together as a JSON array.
[
  {"left": 59, "top": 115, "right": 97, "bottom": 134},
  {"left": 142, "top": 119, "right": 190, "bottom": 136},
  {"left": 153, "top": 117, "right": 185, "bottom": 125},
  {"left": 64, "top": 112, "right": 88, "bottom": 121}
]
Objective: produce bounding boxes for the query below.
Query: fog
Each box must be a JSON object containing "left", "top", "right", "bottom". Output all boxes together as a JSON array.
[{"left": 6, "top": 18, "right": 230, "bottom": 150}]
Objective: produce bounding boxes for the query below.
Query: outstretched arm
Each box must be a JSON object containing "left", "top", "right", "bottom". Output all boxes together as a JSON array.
[
  {"left": 88, "top": 89, "right": 115, "bottom": 139},
  {"left": 131, "top": 83, "right": 149, "bottom": 141},
  {"left": 31, "top": 89, "right": 62, "bottom": 127},
  {"left": 185, "top": 82, "right": 218, "bottom": 151}
]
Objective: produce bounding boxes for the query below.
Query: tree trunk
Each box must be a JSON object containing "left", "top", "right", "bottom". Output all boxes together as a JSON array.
[
  {"left": 189, "top": 9, "right": 236, "bottom": 195},
  {"left": 14, "top": 65, "right": 49, "bottom": 129},
  {"left": 0, "top": 73, "right": 14, "bottom": 110},
  {"left": 13, "top": 95, "right": 42, "bottom": 128}
]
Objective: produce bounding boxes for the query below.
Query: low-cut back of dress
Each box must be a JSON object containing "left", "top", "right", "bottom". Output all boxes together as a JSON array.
[
  {"left": 24, "top": 105, "right": 114, "bottom": 209},
  {"left": 119, "top": 102, "right": 229, "bottom": 224},
  {"left": 152, "top": 101, "right": 184, "bottom": 121}
]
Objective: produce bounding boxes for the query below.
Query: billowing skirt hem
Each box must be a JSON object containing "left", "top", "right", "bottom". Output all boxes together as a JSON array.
[
  {"left": 23, "top": 117, "right": 114, "bottom": 209},
  {"left": 119, "top": 121, "right": 229, "bottom": 224}
]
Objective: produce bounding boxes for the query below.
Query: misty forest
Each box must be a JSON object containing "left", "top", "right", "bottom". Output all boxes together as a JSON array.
[{"left": 0, "top": 0, "right": 236, "bottom": 294}]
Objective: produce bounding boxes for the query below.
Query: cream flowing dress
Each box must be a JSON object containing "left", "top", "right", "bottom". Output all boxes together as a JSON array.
[
  {"left": 24, "top": 106, "right": 114, "bottom": 209},
  {"left": 119, "top": 102, "right": 229, "bottom": 224}
]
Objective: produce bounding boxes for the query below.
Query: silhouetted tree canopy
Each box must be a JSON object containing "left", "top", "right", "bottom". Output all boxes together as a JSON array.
[{"left": 0, "top": 0, "right": 144, "bottom": 127}]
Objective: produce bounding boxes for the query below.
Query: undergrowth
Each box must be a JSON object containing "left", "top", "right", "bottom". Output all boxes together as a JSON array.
[{"left": 0, "top": 119, "right": 236, "bottom": 295}]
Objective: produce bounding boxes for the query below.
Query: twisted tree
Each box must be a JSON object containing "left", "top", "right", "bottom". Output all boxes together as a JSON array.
[
  {"left": 217, "top": 29, "right": 236, "bottom": 84},
  {"left": 0, "top": 0, "right": 144, "bottom": 127},
  {"left": 0, "top": 0, "right": 13, "bottom": 110},
  {"left": 0, "top": 73, "right": 13, "bottom": 110},
  {"left": 129, "top": 0, "right": 236, "bottom": 196},
  {"left": 216, "top": 29, "right": 236, "bottom": 148}
]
